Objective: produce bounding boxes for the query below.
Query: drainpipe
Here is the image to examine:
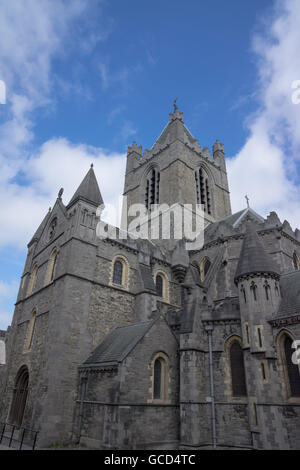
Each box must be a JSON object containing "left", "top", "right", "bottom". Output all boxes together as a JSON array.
[
  {"left": 205, "top": 324, "right": 216, "bottom": 449},
  {"left": 76, "top": 371, "right": 88, "bottom": 444}
]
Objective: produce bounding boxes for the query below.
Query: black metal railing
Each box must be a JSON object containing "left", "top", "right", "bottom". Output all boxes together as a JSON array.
[{"left": 0, "top": 421, "right": 39, "bottom": 450}]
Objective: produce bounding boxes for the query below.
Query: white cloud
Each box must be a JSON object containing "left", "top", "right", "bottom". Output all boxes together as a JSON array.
[
  {"left": 227, "top": 0, "right": 300, "bottom": 230},
  {"left": 0, "top": 138, "right": 126, "bottom": 249},
  {"left": 0, "top": 0, "right": 105, "bottom": 165},
  {"left": 0, "top": 1, "right": 127, "bottom": 329},
  {"left": 0, "top": 280, "right": 18, "bottom": 330},
  {"left": 0, "top": 0, "right": 127, "bottom": 250}
]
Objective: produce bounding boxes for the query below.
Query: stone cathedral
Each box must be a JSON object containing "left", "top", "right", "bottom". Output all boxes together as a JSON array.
[{"left": 0, "top": 106, "right": 300, "bottom": 450}]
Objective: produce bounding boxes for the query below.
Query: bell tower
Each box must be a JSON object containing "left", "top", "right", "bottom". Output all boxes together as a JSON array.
[{"left": 121, "top": 104, "right": 232, "bottom": 235}]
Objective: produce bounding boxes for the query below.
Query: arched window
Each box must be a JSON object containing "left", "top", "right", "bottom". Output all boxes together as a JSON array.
[
  {"left": 153, "top": 358, "right": 162, "bottom": 399},
  {"left": 8, "top": 366, "right": 29, "bottom": 426},
  {"left": 154, "top": 271, "right": 169, "bottom": 302},
  {"left": 110, "top": 255, "right": 130, "bottom": 289},
  {"left": 293, "top": 251, "right": 300, "bottom": 270},
  {"left": 264, "top": 281, "right": 271, "bottom": 301},
  {"left": 152, "top": 354, "right": 168, "bottom": 401},
  {"left": 241, "top": 285, "right": 247, "bottom": 303},
  {"left": 113, "top": 260, "right": 123, "bottom": 285},
  {"left": 44, "top": 249, "right": 58, "bottom": 285},
  {"left": 145, "top": 167, "right": 160, "bottom": 211},
  {"left": 200, "top": 257, "right": 211, "bottom": 281},
  {"left": 257, "top": 327, "right": 263, "bottom": 348},
  {"left": 26, "top": 264, "right": 38, "bottom": 297},
  {"left": 24, "top": 310, "right": 37, "bottom": 351},
  {"left": 250, "top": 282, "right": 257, "bottom": 301},
  {"left": 229, "top": 340, "right": 247, "bottom": 397},
  {"left": 283, "top": 335, "right": 300, "bottom": 397},
  {"left": 261, "top": 361, "right": 267, "bottom": 381},
  {"left": 195, "top": 167, "right": 212, "bottom": 215},
  {"left": 244, "top": 323, "right": 250, "bottom": 345},
  {"left": 156, "top": 274, "right": 163, "bottom": 297}
]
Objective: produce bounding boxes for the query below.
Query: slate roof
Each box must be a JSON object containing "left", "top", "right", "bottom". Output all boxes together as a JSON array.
[
  {"left": 202, "top": 246, "right": 225, "bottom": 290},
  {"left": 67, "top": 166, "right": 103, "bottom": 209},
  {"left": 203, "top": 208, "right": 264, "bottom": 244},
  {"left": 83, "top": 321, "right": 153, "bottom": 366},
  {"left": 275, "top": 270, "right": 300, "bottom": 318},
  {"left": 234, "top": 222, "right": 279, "bottom": 281}
]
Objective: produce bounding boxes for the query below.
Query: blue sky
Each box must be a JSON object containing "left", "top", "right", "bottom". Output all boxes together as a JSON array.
[{"left": 0, "top": 0, "right": 300, "bottom": 329}]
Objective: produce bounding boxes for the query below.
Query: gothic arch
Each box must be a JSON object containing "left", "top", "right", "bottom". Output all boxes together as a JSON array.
[
  {"left": 199, "top": 257, "right": 212, "bottom": 281},
  {"left": 26, "top": 264, "right": 38, "bottom": 297},
  {"left": 8, "top": 365, "right": 29, "bottom": 426},
  {"left": 24, "top": 309, "right": 37, "bottom": 352},
  {"left": 141, "top": 164, "right": 161, "bottom": 211},
  {"left": 224, "top": 335, "right": 247, "bottom": 398},
  {"left": 276, "top": 329, "right": 300, "bottom": 398},
  {"left": 194, "top": 163, "right": 215, "bottom": 217},
  {"left": 44, "top": 248, "right": 58, "bottom": 285},
  {"left": 250, "top": 281, "right": 258, "bottom": 301},
  {"left": 292, "top": 251, "right": 300, "bottom": 270},
  {"left": 150, "top": 352, "right": 169, "bottom": 402}
]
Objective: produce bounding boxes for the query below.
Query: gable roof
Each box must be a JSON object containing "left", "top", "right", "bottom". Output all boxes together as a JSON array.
[
  {"left": 28, "top": 209, "right": 52, "bottom": 247},
  {"left": 275, "top": 270, "right": 300, "bottom": 318},
  {"left": 232, "top": 207, "right": 265, "bottom": 228},
  {"left": 234, "top": 222, "right": 279, "bottom": 282},
  {"left": 203, "top": 208, "right": 265, "bottom": 245},
  {"left": 83, "top": 321, "right": 153, "bottom": 366},
  {"left": 67, "top": 166, "right": 103, "bottom": 209}
]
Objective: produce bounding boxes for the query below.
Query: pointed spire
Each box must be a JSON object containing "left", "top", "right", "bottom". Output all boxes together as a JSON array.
[
  {"left": 67, "top": 166, "right": 103, "bottom": 209},
  {"left": 234, "top": 222, "right": 279, "bottom": 283}
]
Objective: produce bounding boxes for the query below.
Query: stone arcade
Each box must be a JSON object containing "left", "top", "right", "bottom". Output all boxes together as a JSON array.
[{"left": 0, "top": 106, "right": 300, "bottom": 449}]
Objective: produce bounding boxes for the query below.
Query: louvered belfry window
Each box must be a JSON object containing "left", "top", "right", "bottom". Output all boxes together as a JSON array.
[
  {"left": 230, "top": 341, "right": 247, "bottom": 397},
  {"left": 284, "top": 336, "right": 300, "bottom": 397},
  {"left": 145, "top": 168, "right": 160, "bottom": 211},
  {"left": 195, "top": 167, "right": 211, "bottom": 215}
]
